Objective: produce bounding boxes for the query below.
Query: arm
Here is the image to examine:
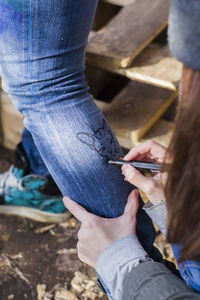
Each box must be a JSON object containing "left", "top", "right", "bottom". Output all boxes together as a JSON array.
[
  {"left": 96, "top": 235, "right": 151, "bottom": 300},
  {"left": 96, "top": 234, "right": 200, "bottom": 300},
  {"left": 96, "top": 233, "right": 200, "bottom": 300},
  {"left": 123, "top": 261, "right": 200, "bottom": 300}
]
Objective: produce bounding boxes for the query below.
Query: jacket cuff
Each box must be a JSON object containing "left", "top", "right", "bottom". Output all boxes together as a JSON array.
[
  {"left": 96, "top": 235, "right": 150, "bottom": 300},
  {"left": 168, "top": 0, "right": 200, "bottom": 70},
  {"left": 143, "top": 201, "right": 167, "bottom": 236}
]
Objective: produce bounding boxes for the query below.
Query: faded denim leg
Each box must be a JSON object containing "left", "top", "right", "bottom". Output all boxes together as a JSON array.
[{"left": 0, "top": 0, "right": 160, "bottom": 280}]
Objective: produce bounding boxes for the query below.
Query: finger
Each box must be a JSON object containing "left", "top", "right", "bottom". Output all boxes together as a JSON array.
[
  {"left": 154, "top": 171, "right": 168, "bottom": 185},
  {"left": 122, "top": 165, "right": 155, "bottom": 194},
  {"left": 123, "top": 189, "right": 139, "bottom": 217},
  {"left": 124, "top": 140, "right": 167, "bottom": 161},
  {"left": 63, "top": 196, "right": 90, "bottom": 223},
  {"left": 77, "top": 250, "right": 95, "bottom": 268}
]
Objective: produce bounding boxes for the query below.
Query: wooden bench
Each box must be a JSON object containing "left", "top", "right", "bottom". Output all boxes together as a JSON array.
[
  {"left": 87, "top": 0, "right": 171, "bottom": 69},
  {"left": 95, "top": 81, "right": 176, "bottom": 148},
  {"left": 115, "top": 42, "right": 182, "bottom": 91}
]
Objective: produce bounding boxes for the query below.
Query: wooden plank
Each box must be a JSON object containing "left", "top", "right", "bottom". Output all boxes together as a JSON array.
[
  {"left": 141, "top": 119, "right": 174, "bottom": 148},
  {"left": 0, "top": 91, "right": 24, "bottom": 150},
  {"left": 116, "top": 43, "right": 182, "bottom": 91},
  {"left": 88, "top": 31, "right": 96, "bottom": 42},
  {"left": 92, "top": 1, "right": 121, "bottom": 32},
  {"left": 102, "top": 0, "right": 134, "bottom": 7},
  {"left": 87, "top": 0, "right": 170, "bottom": 69},
  {"left": 95, "top": 81, "right": 177, "bottom": 148}
]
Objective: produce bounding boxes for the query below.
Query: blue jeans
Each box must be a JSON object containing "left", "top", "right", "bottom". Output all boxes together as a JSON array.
[
  {"left": 172, "top": 245, "right": 200, "bottom": 294},
  {"left": 22, "top": 128, "right": 50, "bottom": 176},
  {"left": 0, "top": 0, "right": 160, "bottom": 295}
]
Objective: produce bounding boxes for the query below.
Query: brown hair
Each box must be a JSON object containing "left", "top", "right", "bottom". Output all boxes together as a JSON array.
[{"left": 166, "top": 65, "right": 200, "bottom": 262}]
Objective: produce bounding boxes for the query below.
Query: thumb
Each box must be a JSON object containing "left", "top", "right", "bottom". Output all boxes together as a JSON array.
[
  {"left": 63, "top": 196, "right": 90, "bottom": 223},
  {"left": 123, "top": 189, "right": 139, "bottom": 218}
]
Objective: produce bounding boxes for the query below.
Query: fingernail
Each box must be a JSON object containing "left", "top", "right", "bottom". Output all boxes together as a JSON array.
[
  {"left": 122, "top": 164, "right": 128, "bottom": 174},
  {"left": 63, "top": 197, "right": 67, "bottom": 204},
  {"left": 122, "top": 164, "right": 132, "bottom": 177},
  {"left": 124, "top": 153, "right": 131, "bottom": 160},
  {"left": 134, "top": 189, "right": 139, "bottom": 196}
]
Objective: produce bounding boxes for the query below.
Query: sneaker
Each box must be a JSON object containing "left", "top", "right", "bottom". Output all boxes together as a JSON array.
[{"left": 0, "top": 144, "right": 70, "bottom": 223}]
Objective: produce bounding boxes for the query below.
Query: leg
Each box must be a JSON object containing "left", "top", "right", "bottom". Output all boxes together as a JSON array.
[
  {"left": 22, "top": 128, "right": 50, "bottom": 176},
  {"left": 0, "top": 0, "right": 158, "bottom": 257}
]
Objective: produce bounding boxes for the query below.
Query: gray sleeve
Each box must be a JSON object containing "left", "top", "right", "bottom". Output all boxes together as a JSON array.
[
  {"left": 143, "top": 201, "right": 167, "bottom": 236},
  {"left": 95, "top": 235, "right": 151, "bottom": 300},
  {"left": 123, "top": 261, "right": 200, "bottom": 300},
  {"left": 168, "top": 0, "right": 200, "bottom": 70}
]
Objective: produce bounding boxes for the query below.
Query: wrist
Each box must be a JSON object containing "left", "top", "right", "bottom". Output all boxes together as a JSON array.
[
  {"left": 143, "top": 200, "right": 167, "bottom": 236},
  {"left": 147, "top": 191, "right": 166, "bottom": 206},
  {"left": 148, "top": 198, "right": 163, "bottom": 206},
  {"left": 96, "top": 235, "right": 150, "bottom": 299},
  {"left": 96, "top": 234, "right": 150, "bottom": 278}
]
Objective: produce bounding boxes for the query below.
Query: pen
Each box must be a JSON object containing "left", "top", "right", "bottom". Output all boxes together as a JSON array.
[{"left": 108, "top": 160, "right": 170, "bottom": 172}]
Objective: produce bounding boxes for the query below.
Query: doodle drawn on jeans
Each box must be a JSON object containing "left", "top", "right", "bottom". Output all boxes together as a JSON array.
[{"left": 77, "top": 119, "right": 118, "bottom": 161}]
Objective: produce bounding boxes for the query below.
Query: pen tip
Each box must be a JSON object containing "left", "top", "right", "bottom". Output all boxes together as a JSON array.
[{"left": 108, "top": 160, "right": 116, "bottom": 164}]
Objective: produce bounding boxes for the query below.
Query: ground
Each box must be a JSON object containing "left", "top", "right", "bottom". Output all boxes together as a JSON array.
[{"left": 0, "top": 146, "right": 175, "bottom": 300}]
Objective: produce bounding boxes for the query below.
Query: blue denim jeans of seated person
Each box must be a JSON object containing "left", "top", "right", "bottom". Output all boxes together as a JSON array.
[
  {"left": 172, "top": 245, "right": 200, "bottom": 294},
  {"left": 22, "top": 128, "right": 50, "bottom": 176},
  {"left": 0, "top": 0, "right": 161, "bottom": 297}
]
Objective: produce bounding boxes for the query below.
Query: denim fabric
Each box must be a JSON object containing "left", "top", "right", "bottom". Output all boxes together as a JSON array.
[
  {"left": 22, "top": 128, "right": 50, "bottom": 176},
  {"left": 0, "top": 0, "right": 159, "bottom": 274},
  {"left": 172, "top": 245, "right": 200, "bottom": 293}
]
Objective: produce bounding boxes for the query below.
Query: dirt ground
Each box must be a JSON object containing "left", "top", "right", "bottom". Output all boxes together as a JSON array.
[
  {"left": 0, "top": 214, "right": 108, "bottom": 300},
  {"left": 0, "top": 147, "right": 175, "bottom": 300},
  {"left": 0, "top": 147, "right": 106, "bottom": 300}
]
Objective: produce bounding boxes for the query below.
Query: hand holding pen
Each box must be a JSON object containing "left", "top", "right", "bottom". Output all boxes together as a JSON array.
[{"left": 111, "top": 140, "right": 169, "bottom": 206}]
